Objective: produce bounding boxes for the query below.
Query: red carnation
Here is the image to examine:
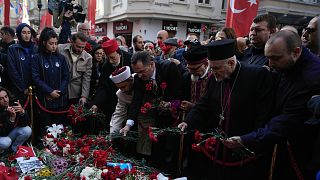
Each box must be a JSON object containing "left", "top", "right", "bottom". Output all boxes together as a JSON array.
[
  {"left": 194, "top": 130, "right": 202, "bottom": 143},
  {"left": 68, "top": 147, "right": 76, "bottom": 155},
  {"left": 24, "top": 176, "right": 32, "bottom": 180},
  {"left": 204, "top": 137, "right": 217, "bottom": 152},
  {"left": 192, "top": 143, "right": 201, "bottom": 152},
  {"left": 46, "top": 134, "right": 54, "bottom": 138},
  {"left": 78, "top": 106, "right": 83, "bottom": 114},
  {"left": 145, "top": 83, "right": 152, "bottom": 91},
  {"left": 160, "top": 82, "right": 167, "bottom": 90},
  {"left": 148, "top": 127, "right": 158, "bottom": 142},
  {"left": 80, "top": 146, "right": 90, "bottom": 157},
  {"left": 143, "top": 102, "right": 152, "bottom": 109},
  {"left": 140, "top": 107, "right": 148, "bottom": 114}
]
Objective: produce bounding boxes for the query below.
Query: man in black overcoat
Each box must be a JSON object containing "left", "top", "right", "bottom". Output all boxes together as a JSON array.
[
  {"left": 178, "top": 39, "right": 275, "bottom": 180},
  {"left": 120, "top": 51, "right": 183, "bottom": 175}
]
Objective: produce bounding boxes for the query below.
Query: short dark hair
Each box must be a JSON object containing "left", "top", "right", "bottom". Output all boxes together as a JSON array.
[
  {"left": 267, "top": 30, "right": 302, "bottom": 52},
  {"left": 71, "top": 32, "right": 87, "bottom": 43},
  {"left": 132, "top": 35, "right": 143, "bottom": 44},
  {"left": 38, "top": 27, "right": 58, "bottom": 53},
  {"left": 131, "top": 51, "right": 154, "bottom": 66},
  {"left": 253, "top": 14, "right": 277, "bottom": 30},
  {"left": 0, "top": 26, "right": 15, "bottom": 37}
]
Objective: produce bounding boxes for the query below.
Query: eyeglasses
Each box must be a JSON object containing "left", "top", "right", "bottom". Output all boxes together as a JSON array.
[
  {"left": 157, "top": 36, "right": 163, "bottom": 40},
  {"left": 186, "top": 64, "right": 203, "bottom": 71},
  {"left": 305, "top": 27, "right": 317, "bottom": 34},
  {"left": 95, "top": 52, "right": 104, "bottom": 56},
  {"left": 144, "top": 45, "right": 154, "bottom": 50},
  {"left": 81, "top": 28, "right": 90, "bottom": 31}
]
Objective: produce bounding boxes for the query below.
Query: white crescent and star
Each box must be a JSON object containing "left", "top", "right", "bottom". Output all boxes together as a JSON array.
[{"left": 230, "top": 0, "right": 257, "bottom": 14}]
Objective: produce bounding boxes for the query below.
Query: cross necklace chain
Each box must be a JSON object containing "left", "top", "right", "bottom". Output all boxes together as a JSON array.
[{"left": 219, "top": 62, "right": 241, "bottom": 126}]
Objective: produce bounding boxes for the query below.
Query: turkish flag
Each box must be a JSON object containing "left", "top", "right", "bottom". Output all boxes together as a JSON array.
[
  {"left": 87, "top": 0, "right": 97, "bottom": 35},
  {"left": 15, "top": 146, "right": 35, "bottom": 158},
  {"left": 225, "top": 0, "right": 259, "bottom": 37}
]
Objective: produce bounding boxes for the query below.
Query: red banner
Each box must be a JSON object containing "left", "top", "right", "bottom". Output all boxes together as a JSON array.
[
  {"left": 40, "top": 10, "right": 53, "bottom": 31},
  {"left": 225, "top": 0, "right": 259, "bottom": 37},
  {"left": 4, "top": 0, "right": 10, "bottom": 25},
  {"left": 87, "top": 0, "right": 96, "bottom": 35}
]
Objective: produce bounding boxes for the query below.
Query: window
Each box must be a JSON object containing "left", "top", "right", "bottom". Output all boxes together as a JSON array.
[
  {"left": 222, "top": 0, "right": 227, "bottom": 9},
  {"left": 198, "top": 0, "right": 210, "bottom": 4},
  {"left": 310, "top": 0, "right": 320, "bottom": 3}
]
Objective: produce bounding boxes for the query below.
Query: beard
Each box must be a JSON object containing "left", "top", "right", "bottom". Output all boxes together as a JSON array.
[{"left": 191, "top": 74, "right": 200, "bottom": 82}]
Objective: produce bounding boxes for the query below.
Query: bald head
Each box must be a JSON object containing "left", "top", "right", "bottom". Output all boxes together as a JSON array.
[
  {"left": 280, "top": 25, "right": 298, "bottom": 34},
  {"left": 157, "top": 30, "right": 169, "bottom": 41},
  {"left": 265, "top": 31, "right": 302, "bottom": 72}
]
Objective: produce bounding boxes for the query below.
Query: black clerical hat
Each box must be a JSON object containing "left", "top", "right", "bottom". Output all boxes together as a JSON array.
[
  {"left": 183, "top": 46, "right": 208, "bottom": 65},
  {"left": 206, "top": 39, "right": 235, "bottom": 61}
]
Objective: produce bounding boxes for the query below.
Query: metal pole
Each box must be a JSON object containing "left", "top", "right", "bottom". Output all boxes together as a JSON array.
[
  {"left": 177, "top": 111, "right": 186, "bottom": 176},
  {"left": 28, "top": 86, "right": 34, "bottom": 143}
]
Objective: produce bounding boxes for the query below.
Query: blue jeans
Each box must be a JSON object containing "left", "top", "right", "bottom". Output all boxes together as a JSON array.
[{"left": 0, "top": 126, "right": 32, "bottom": 152}]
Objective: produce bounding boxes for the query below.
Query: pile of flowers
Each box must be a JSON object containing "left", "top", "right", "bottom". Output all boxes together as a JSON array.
[
  {"left": 68, "top": 104, "right": 105, "bottom": 125},
  {"left": 1, "top": 124, "right": 160, "bottom": 179}
]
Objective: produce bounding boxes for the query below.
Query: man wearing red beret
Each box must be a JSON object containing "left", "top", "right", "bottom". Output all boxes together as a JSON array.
[{"left": 89, "top": 39, "right": 132, "bottom": 129}]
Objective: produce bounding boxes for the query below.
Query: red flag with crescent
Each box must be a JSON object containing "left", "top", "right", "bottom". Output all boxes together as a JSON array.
[
  {"left": 16, "top": 146, "right": 35, "bottom": 158},
  {"left": 225, "top": 0, "right": 259, "bottom": 37}
]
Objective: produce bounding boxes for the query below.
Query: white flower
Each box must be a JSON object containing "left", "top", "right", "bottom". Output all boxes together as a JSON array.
[{"left": 47, "top": 124, "right": 64, "bottom": 138}]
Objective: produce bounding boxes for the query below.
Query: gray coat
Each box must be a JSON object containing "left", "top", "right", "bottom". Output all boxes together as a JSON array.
[{"left": 58, "top": 43, "right": 92, "bottom": 99}]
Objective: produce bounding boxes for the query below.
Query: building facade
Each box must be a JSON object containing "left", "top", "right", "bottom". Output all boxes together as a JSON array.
[{"left": 95, "top": 0, "right": 224, "bottom": 46}]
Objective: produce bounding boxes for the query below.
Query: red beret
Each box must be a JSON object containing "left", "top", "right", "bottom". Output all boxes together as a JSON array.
[{"left": 102, "top": 39, "right": 119, "bottom": 55}]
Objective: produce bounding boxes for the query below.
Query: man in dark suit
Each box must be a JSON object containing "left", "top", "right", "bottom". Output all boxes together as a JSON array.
[
  {"left": 120, "top": 51, "right": 183, "bottom": 174},
  {"left": 226, "top": 30, "right": 320, "bottom": 180},
  {"left": 178, "top": 39, "right": 275, "bottom": 180}
]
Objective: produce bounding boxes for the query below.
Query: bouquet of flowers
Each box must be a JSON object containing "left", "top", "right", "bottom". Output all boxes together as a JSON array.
[
  {"left": 191, "top": 128, "right": 255, "bottom": 166},
  {"left": 68, "top": 104, "right": 105, "bottom": 125},
  {"left": 140, "top": 81, "right": 181, "bottom": 120},
  {"left": 148, "top": 127, "right": 181, "bottom": 142}
]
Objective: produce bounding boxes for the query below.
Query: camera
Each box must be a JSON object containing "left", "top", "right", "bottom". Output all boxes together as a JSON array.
[
  {"left": 61, "top": 0, "right": 85, "bottom": 23},
  {"left": 47, "top": 0, "right": 85, "bottom": 23}
]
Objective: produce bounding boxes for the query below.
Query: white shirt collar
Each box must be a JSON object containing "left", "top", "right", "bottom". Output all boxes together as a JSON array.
[{"left": 151, "top": 65, "right": 156, "bottom": 80}]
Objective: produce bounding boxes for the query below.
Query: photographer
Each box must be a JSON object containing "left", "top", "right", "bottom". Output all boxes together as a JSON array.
[
  {"left": 51, "top": 0, "right": 85, "bottom": 44},
  {"left": 0, "top": 87, "right": 31, "bottom": 154}
]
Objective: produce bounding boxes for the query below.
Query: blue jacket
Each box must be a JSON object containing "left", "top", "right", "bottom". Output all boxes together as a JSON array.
[
  {"left": 7, "top": 43, "right": 37, "bottom": 95},
  {"left": 241, "top": 48, "right": 320, "bottom": 177},
  {"left": 32, "top": 52, "right": 69, "bottom": 108},
  {"left": 238, "top": 46, "right": 268, "bottom": 66}
]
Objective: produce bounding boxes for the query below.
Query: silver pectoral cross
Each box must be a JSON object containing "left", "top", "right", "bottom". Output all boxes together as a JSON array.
[{"left": 219, "top": 113, "right": 224, "bottom": 126}]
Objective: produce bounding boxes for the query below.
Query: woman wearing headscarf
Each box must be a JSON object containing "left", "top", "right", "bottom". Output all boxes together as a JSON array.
[
  {"left": 32, "top": 27, "right": 69, "bottom": 136},
  {"left": 7, "top": 23, "right": 38, "bottom": 103}
]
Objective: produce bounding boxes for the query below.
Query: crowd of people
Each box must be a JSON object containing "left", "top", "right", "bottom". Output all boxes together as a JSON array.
[{"left": 0, "top": 13, "right": 319, "bottom": 180}]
